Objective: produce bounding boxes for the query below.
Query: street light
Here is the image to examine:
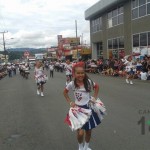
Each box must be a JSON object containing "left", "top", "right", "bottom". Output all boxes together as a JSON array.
[{"left": 3, "top": 38, "right": 14, "bottom": 61}]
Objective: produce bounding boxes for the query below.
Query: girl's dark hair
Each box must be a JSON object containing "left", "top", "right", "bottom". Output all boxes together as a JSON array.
[{"left": 74, "top": 73, "right": 94, "bottom": 92}]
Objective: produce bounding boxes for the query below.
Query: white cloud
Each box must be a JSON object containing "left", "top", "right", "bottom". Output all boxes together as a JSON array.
[{"left": 0, "top": 0, "right": 99, "bottom": 50}]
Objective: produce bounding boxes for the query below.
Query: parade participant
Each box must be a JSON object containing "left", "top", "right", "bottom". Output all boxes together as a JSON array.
[
  {"left": 124, "top": 56, "right": 135, "bottom": 84},
  {"left": 63, "top": 62, "right": 101, "bottom": 150},
  {"left": 24, "top": 63, "right": 30, "bottom": 79},
  {"left": 64, "top": 59, "right": 72, "bottom": 85},
  {"left": 34, "top": 61, "right": 47, "bottom": 97},
  {"left": 11, "top": 64, "right": 16, "bottom": 75},
  {"left": 49, "top": 62, "right": 54, "bottom": 78},
  {"left": 7, "top": 63, "right": 12, "bottom": 77}
]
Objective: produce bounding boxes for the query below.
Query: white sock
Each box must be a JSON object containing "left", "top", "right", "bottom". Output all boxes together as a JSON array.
[
  {"left": 84, "top": 142, "right": 89, "bottom": 150},
  {"left": 79, "top": 143, "right": 83, "bottom": 150}
]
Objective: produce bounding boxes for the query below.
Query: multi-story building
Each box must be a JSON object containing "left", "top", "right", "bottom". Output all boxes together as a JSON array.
[
  {"left": 57, "top": 35, "right": 91, "bottom": 60},
  {"left": 0, "top": 53, "right": 8, "bottom": 62},
  {"left": 85, "top": 0, "right": 150, "bottom": 60}
]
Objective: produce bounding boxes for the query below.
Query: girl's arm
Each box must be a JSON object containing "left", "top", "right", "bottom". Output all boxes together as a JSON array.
[
  {"left": 63, "top": 89, "right": 76, "bottom": 107},
  {"left": 93, "top": 83, "right": 99, "bottom": 100}
]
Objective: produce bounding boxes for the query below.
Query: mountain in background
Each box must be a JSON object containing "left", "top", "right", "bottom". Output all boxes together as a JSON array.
[
  {"left": 7, "top": 48, "right": 47, "bottom": 52},
  {"left": 0, "top": 48, "right": 48, "bottom": 61}
]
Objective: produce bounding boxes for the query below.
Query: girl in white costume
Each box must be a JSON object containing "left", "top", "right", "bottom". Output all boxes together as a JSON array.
[
  {"left": 34, "top": 61, "right": 47, "bottom": 96},
  {"left": 63, "top": 62, "right": 101, "bottom": 150},
  {"left": 124, "top": 56, "right": 135, "bottom": 84}
]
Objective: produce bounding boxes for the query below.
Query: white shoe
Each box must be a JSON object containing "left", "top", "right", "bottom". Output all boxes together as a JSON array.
[
  {"left": 83, "top": 148, "right": 92, "bottom": 150},
  {"left": 66, "top": 82, "right": 69, "bottom": 86},
  {"left": 87, "top": 148, "right": 92, "bottom": 150},
  {"left": 130, "top": 81, "right": 133, "bottom": 85},
  {"left": 37, "top": 90, "right": 40, "bottom": 95},
  {"left": 78, "top": 143, "right": 83, "bottom": 150},
  {"left": 41, "top": 92, "right": 44, "bottom": 97},
  {"left": 126, "top": 79, "right": 129, "bottom": 84}
]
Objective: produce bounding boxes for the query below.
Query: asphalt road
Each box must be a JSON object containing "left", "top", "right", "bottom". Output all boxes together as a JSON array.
[{"left": 0, "top": 70, "right": 150, "bottom": 150}]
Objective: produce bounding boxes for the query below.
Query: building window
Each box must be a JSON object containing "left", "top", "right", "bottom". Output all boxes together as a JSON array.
[
  {"left": 148, "top": 32, "right": 150, "bottom": 45},
  {"left": 108, "top": 19, "right": 113, "bottom": 28},
  {"left": 132, "top": 8, "right": 138, "bottom": 19},
  {"left": 113, "top": 38, "right": 118, "bottom": 49},
  {"left": 140, "top": 33, "right": 147, "bottom": 46},
  {"left": 147, "top": 3, "right": 150, "bottom": 14},
  {"left": 119, "top": 37, "right": 124, "bottom": 48},
  {"left": 132, "top": 0, "right": 150, "bottom": 19},
  {"left": 132, "top": 32, "right": 150, "bottom": 56},
  {"left": 139, "top": 5, "right": 146, "bottom": 17},
  {"left": 91, "top": 17, "right": 102, "bottom": 33},
  {"left": 112, "top": 16, "right": 118, "bottom": 26},
  {"left": 118, "top": 14, "right": 124, "bottom": 24},
  {"left": 133, "top": 34, "right": 139, "bottom": 47},
  {"left": 132, "top": 0, "right": 139, "bottom": 8},
  {"left": 96, "top": 42, "right": 103, "bottom": 58},
  {"left": 107, "top": 6, "right": 124, "bottom": 28},
  {"left": 108, "top": 39, "right": 112, "bottom": 49},
  {"left": 139, "top": 0, "right": 146, "bottom": 6},
  {"left": 107, "top": 37, "right": 124, "bottom": 59}
]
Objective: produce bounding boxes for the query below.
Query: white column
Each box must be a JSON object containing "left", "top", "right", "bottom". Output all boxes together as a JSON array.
[{"left": 92, "top": 43, "right": 97, "bottom": 59}]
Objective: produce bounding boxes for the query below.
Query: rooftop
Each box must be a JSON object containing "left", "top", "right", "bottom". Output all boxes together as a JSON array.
[{"left": 85, "top": 0, "right": 127, "bottom": 20}]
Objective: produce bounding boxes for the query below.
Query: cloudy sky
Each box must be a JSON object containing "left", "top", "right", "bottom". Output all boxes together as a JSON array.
[{"left": 0, "top": 0, "right": 99, "bottom": 50}]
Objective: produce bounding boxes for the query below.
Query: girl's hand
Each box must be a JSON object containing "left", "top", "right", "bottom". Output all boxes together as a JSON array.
[
  {"left": 91, "top": 97, "right": 96, "bottom": 102},
  {"left": 89, "top": 100, "right": 96, "bottom": 104},
  {"left": 70, "top": 101, "right": 76, "bottom": 107}
]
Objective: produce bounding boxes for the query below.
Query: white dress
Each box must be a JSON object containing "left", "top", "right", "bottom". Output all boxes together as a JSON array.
[{"left": 34, "top": 67, "right": 47, "bottom": 84}]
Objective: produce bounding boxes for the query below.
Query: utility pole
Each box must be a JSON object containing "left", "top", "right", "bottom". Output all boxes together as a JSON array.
[
  {"left": 75, "top": 20, "right": 78, "bottom": 61},
  {"left": 0, "top": 31, "right": 8, "bottom": 60},
  {"left": 81, "top": 33, "right": 83, "bottom": 46}
]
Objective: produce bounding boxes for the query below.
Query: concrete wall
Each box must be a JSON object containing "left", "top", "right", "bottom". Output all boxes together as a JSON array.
[
  {"left": 124, "top": 0, "right": 132, "bottom": 55},
  {"left": 132, "top": 15, "right": 150, "bottom": 34}
]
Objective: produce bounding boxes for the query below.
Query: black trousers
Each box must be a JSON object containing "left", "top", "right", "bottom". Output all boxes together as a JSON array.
[{"left": 50, "top": 70, "right": 54, "bottom": 77}]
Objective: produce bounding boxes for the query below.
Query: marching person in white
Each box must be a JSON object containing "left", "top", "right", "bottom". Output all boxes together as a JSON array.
[
  {"left": 64, "top": 59, "right": 72, "bottom": 85},
  {"left": 34, "top": 61, "right": 47, "bottom": 97},
  {"left": 24, "top": 63, "right": 30, "bottom": 79},
  {"left": 124, "top": 56, "right": 135, "bottom": 84},
  {"left": 7, "top": 63, "right": 12, "bottom": 77}
]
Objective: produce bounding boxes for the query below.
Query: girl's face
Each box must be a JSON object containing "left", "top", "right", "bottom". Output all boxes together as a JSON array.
[
  {"left": 128, "top": 57, "right": 132, "bottom": 61},
  {"left": 74, "top": 67, "right": 85, "bottom": 81},
  {"left": 36, "top": 61, "right": 42, "bottom": 67}
]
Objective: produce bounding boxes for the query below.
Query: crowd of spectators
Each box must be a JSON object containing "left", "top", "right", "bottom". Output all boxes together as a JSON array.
[
  {"left": 0, "top": 64, "right": 7, "bottom": 80},
  {"left": 2, "top": 55, "right": 149, "bottom": 81},
  {"left": 41, "top": 55, "right": 150, "bottom": 82},
  {"left": 84, "top": 55, "right": 150, "bottom": 81}
]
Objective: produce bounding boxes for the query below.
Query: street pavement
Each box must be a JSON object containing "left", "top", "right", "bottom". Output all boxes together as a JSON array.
[{"left": 0, "top": 70, "right": 150, "bottom": 150}]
